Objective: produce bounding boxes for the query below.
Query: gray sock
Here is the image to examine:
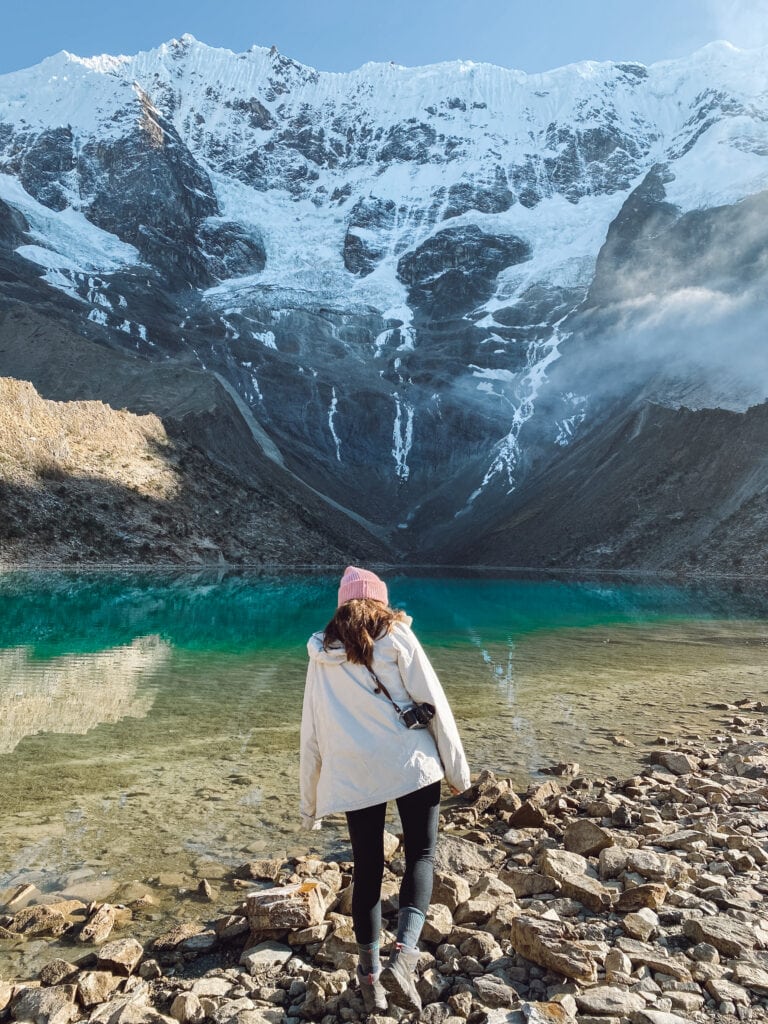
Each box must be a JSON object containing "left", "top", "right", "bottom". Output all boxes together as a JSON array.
[
  {"left": 396, "top": 906, "right": 425, "bottom": 951},
  {"left": 357, "top": 941, "right": 380, "bottom": 976}
]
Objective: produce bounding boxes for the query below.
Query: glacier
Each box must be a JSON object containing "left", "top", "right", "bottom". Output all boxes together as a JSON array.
[{"left": 0, "top": 35, "right": 767, "bottom": 570}]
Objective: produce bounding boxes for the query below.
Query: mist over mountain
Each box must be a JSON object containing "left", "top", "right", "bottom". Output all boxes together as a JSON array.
[{"left": 0, "top": 35, "right": 766, "bottom": 570}]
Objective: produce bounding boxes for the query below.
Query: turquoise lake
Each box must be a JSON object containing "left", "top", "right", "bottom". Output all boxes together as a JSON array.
[{"left": 1, "top": 569, "right": 767, "bottom": 974}]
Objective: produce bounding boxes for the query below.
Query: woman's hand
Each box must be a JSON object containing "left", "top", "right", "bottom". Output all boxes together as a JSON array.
[{"left": 449, "top": 785, "right": 462, "bottom": 797}]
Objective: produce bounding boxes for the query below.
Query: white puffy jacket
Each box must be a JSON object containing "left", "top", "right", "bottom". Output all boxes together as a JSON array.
[{"left": 300, "top": 619, "right": 471, "bottom": 829}]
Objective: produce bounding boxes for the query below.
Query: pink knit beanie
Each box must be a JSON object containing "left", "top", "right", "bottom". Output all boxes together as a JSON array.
[{"left": 337, "top": 566, "right": 388, "bottom": 607}]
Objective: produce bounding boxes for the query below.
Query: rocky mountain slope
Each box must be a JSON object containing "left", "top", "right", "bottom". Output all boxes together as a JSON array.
[{"left": 0, "top": 37, "right": 766, "bottom": 568}]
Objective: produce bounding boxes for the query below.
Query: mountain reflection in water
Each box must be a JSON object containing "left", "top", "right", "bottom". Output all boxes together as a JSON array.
[{"left": 0, "top": 637, "right": 164, "bottom": 753}]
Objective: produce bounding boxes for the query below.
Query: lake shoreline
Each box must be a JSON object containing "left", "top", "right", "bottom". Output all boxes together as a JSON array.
[
  {"left": 2, "top": 700, "right": 767, "bottom": 1023},
  {"left": 2, "top": 559, "right": 768, "bottom": 584}
]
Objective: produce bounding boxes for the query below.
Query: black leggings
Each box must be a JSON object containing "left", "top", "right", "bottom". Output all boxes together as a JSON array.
[{"left": 345, "top": 780, "right": 441, "bottom": 945}]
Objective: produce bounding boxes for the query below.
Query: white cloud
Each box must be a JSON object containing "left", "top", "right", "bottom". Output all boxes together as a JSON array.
[{"left": 706, "top": 0, "right": 768, "bottom": 47}]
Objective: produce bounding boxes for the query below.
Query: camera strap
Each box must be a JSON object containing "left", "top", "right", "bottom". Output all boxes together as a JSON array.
[
  {"left": 366, "top": 666, "right": 403, "bottom": 715},
  {"left": 366, "top": 666, "right": 434, "bottom": 724}
]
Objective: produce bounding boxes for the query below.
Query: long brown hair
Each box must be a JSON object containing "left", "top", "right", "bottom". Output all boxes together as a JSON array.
[{"left": 323, "top": 598, "right": 407, "bottom": 667}]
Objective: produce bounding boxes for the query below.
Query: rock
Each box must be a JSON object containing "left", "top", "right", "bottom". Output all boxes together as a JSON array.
[
  {"left": 287, "top": 922, "right": 330, "bottom": 944},
  {"left": 486, "top": 900, "right": 521, "bottom": 940},
  {"left": 622, "top": 908, "right": 659, "bottom": 941},
  {"left": 472, "top": 874, "right": 517, "bottom": 902},
  {"left": 689, "top": 941, "right": 719, "bottom": 963},
  {"left": 38, "top": 961, "right": 79, "bottom": 987},
  {"left": 9, "top": 905, "right": 68, "bottom": 938},
  {"left": 459, "top": 931, "right": 502, "bottom": 961},
  {"left": 508, "top": 800, "right": 548, "bottom": 829},
  {"left": 576, "top": 986, "right": 646, "bottom": 1016},
  {"left": 96, "top": 938, "right": 144, "bottom": 975},
  {"left": 170, "top": 993, "right": 205, "bottom": 1024},
  {"left": 542, "top": 762, "right": 580, "bottom": 777},
  {"left": 499, "top": 869, "right": 558, "bottom": 897},
  {"left": 77, "top": 972, "right": 124, "bottom": 1007},
  {"left": 668, "top": 991, "right": 705, "bottom": 1013},
  {"left": 521, "top": 1003, "right": 574, "bottom": 1023},
  {"left": 538, "top": 849, "right": 589, "bottom": 881},
  {"left": 732, "top": 960, "right": 768, "bottom": 993},
  {"left": 316, "top": 922, "right": 357, "bottom": 966},
  {"left": 182, "top": 930, "right": 217, "bottom": 952},
  {"left": 418, "top": 1002, "right": 452, "bottom": 1024},
  {"left": 196, "top": 879, "right": 215, "bottom": 901},
  {"left": 153, "top": 921, "right": 206, "bottom": 951},
  {"left": 604, "top": 948, "right": 632, "bottom": 979},
  {"left": 10, "top": 985, "right": 78, "bottom": 1024},
  {"left": 87, "top": 992, "right": 157, "bottom": 1024},
  {"left": 456, "top": 953, "right": 484, "bottom": 976},
  {"left": 239, "top": 941, "right": 293, "bottom": 976},
  {"left": 509, "top": 916, "right": 598, "bottom": 983},
  {"left": 59, "top": 878, "right": 118, "bottom": 903},
  {"left": 616, "top": 883, "right": 668, "bottom": 911},
  {"left": 629, "top": 1011, "right": 691, "bottom": 1024},
  {"left": 213, "top": 914, "right": 249, "bottom": 941},
  {"left": 497, "top": 790, "right": 523, "bottom": 813},
  {"left": 558, "top": 873, "right": 615, "bottom": 912},
  {"left": 652, "top": 829, "right": 708, "bottom": 851},
  {"left": 653, "top": 752, "right": 700, "bottom": 776},
  {"left": 599, "top": 846, "right": 630, "bottom": 880},
  {"left": 190, "top": 978, "right": 233, "bottom": 998},
  {"left": 472, "top": 974, "right": 518, "bottom": 1008},
  {"left": 2, "top": 883, "right": 40, "bottom": 911},
  {"left": 246, "top": 881, "right": 325, "bottom": 931},
  {"left": 454, "top": 896, "right": 497, "bottom": 925},
  {"left": 563, "top": 819, "right": 613, "bottom": 857},
  {"left": 625, "top": 850, "right": 687, "bottom": 884},
  {"left": 432, "top": 871, "right": 471, "bottom": 911},
  {"left": 417, "top": 967, "right": 452, "bottom": 1005},
  {"left": 434, "top": 835, "right": 504, "bottom": 881},
  {"left": 614, "top": 938, "right": 691, "bottom": 981},
  {"left": 0, "top": 982, "right": 12, "bottom": 1013},
  {"left": 137, "top": 960, "right": 162, "bottom": 980},
  {"left": 79, "top": 903, "right": 117, "bottom": 944},
  {"left": 423, "top": 903, "right": 454, "bottom": 943},
  {"left": 448, "top": 992, "right": 473, "bottom": 1017},
  {"left": 382, "top": 830, "right": 400, "bottom": 859},
  {"left": 236, "top": 860, "right": 284, "bottom": 882},
  {"left": 682, "top": 914, "right": 756, "bottom": 957},
  {"left": 705, "top": 977, "right": 750, "bottom": 1004}
]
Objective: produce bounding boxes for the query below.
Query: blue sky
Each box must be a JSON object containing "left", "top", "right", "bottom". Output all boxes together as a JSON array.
[{"left": 1, "top": 0, "right": 767, "bottom": 76}]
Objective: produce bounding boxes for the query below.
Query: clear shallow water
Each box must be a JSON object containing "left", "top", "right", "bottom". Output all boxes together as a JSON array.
[{"left": 1, "top": 569, "right": 767, "bottom": 973}]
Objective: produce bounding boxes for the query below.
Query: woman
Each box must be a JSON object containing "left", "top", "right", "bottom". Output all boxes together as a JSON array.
[{"left": 300, "top": 566, "right": 471, "bottom": 1014}]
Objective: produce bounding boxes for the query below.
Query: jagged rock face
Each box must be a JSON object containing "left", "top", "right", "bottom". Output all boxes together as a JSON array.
[
  {"left": 0, "top": 37, "right": 767, "bottom": 566},
  {"left": 398, "top": 226, "right": 531, "bottom": 318}
]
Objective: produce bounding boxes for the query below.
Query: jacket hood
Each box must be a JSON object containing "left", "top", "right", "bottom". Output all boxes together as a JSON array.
[
  {"left": 306, "top": 615, "right": 413, "bottom": 664},
  {"left": 307, "top": 632, "right": 348, "bottom": 664}
]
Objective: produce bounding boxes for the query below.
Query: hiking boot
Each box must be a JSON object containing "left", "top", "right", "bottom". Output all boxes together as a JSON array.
[
  {"left": 357, "top": 968, "right": 387, "bottom": 1014},
  {"left": 380, "top": 944, "right": 421, "bottom": 1013}
]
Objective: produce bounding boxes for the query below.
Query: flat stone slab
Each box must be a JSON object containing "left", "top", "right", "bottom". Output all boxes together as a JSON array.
[
  {"left": 509, "top": 915, "right": 598, "bottom": 984},
  {"left": 434, "top": 835, "right": 506, "bottom": 879},
  {"left": 240, "top": 941, "right": 293, "bottom": 976},
  {"left": 682, "top": 914, "right": 756, "bottom": 957},
  {"left": 576, "top": 986, "right": 646, "bottom": 1016}
]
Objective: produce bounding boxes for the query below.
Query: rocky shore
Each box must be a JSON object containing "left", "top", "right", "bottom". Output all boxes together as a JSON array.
[{"left": 2, "top": 700, "right": 767, "bottom": 1024}]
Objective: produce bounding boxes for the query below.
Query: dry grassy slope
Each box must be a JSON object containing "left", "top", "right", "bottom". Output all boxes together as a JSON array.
[
  {"left": 0, "top": 378, "right": 177, "bottom": 496},
  {"left": 0, "top": 309, "right": 390, "bottom": 568}
]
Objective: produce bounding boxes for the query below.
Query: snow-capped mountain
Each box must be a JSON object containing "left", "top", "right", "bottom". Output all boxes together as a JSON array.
[{"left": 1, "top": 36, "right": 767, "bottom": 569}]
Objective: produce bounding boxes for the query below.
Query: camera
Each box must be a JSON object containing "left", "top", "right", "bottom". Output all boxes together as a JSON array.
[{"left": 399, "top": 701, "right": 435, "bottom": 730}]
